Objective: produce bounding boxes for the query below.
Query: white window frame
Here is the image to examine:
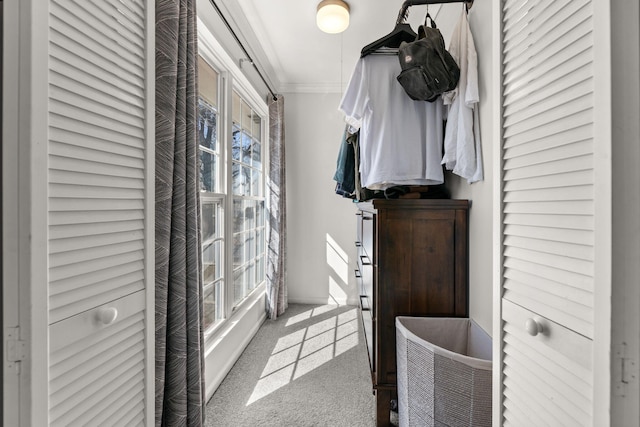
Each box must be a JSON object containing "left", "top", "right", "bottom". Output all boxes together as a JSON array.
[{"left": 197, "top": 17, "right": 269, "bottom": 398}]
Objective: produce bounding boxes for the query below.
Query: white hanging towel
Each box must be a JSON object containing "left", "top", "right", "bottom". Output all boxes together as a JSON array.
[{"left": 442, "top": 8, "right": 484, "bottom": 183}]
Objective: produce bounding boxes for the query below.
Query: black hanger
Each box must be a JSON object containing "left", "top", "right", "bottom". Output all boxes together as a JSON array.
[
  {"left": 360, "top": 0, "right": 475, "bottom": 57},
  {"left": 360, "top": 22, "right": 417, "bottom": 57}
]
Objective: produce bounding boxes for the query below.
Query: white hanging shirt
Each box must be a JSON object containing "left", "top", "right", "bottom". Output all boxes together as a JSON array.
[
  {"left": 442, "top": 9, "right": 484, "bottom": 183},
  {"left": 339, "top": 54, "right": 444, "bottom": 189}
]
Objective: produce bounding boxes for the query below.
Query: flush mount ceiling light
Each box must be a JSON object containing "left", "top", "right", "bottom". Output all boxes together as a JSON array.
[{"left": 316, "top": 0, "right": 350, "bottom": 34}]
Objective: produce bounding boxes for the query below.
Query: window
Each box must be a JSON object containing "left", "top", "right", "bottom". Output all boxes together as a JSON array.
[
  {"left": 232, "top": 91, "right": 265, "bottom": 307},
  {"left": 198, "top": 56, "right": 224, "bottom": 330},
  {"left": 197, "top": 56, "right": 267, "bottom": 333}
]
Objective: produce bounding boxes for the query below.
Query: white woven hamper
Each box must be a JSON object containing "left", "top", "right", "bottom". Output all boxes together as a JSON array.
[{"left": 396, "top": 316, "right": 492, "bottom": 427}]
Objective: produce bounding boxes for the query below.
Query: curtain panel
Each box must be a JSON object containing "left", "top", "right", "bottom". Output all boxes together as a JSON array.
[
  {"left": 155, "top": 0, "right": 205, "bottom": 425},
  {"left": 266, "top": 95, "right": 288, "bottom": 320}
]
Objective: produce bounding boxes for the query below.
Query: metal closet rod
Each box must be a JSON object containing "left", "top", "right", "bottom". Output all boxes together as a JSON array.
[
  {"left": 396, "top": 0, "right": 475, "bottom": 24},
  {"left": 209, "top": 0, "right": 279, "bottom": 101}
]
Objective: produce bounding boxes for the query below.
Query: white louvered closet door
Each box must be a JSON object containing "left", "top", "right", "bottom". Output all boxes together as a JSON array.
[
  {"left": 47, "top": 0, "right": 153, "bottom": 425},
  {"left": 499, "top": 0, "right": 601, "bottom": 425}
]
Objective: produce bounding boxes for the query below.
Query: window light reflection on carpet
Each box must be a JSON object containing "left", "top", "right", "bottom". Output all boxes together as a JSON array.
[{"left": 246, "top": 308, "right": 359, "bottom": 405}]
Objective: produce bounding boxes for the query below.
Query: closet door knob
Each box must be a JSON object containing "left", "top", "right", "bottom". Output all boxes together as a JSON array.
[
  {"left": 525, "top": 318, "right": 543, "bottom": 337},
  {"left": 97, "top": 307, "right": 119, "bottom": 325}
]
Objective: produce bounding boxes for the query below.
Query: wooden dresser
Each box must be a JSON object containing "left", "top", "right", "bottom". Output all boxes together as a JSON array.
[{"left": 355, "top": 199, "right": 470, "bottom": 426}]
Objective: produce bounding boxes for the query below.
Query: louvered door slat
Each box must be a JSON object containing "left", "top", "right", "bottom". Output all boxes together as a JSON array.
[
  {"left": 49, "top": 198, "right": 145, "bottom": 212},
  {"left": 504, "top": 213, "right": 593, "bottom": 230},
  {"left": 51, "top": 100, "right": 144, "bottom": 139},
  {"left": 88, "top": 381, "right": 145, "bottom": 426},
  {"left": 504, "top": 74, "right": 592, "bottom": 125},
  {"left": 503, "top": 0, "right": 590, "bottom": 67},
  {"left": 50, "top": 141, "right": 144, "bottom": 165},
  {"left": 503, "top": 110, "right": 592, "bottom": 148},
  {"left": 47, "top": 0, "right": 151, "bottom": 423},
  {"left": 49, "top": 54, "right": 144, "bottom": 106},
  {"left": 50, "top": 170, "right": 144, "bottom": 190},
  {"left": 504, "top": 267, "right": 593, "bottom": 305},
  {"left": 50, "top": 1, "right": 144, "bottom": 73},
  {"left": 504, "top": 170, "right": 592, "bottom": 192},
  {"left": 50, "top": 273, "right": 144, "bottom": 323},
  {"left": 504, "top": 94, "right": 592, "bottom": 138},
  {"left": 501, "top": 0, "right": 543, "bottom": 43},
  {"left": 503, "top": 4, "right": 591, "bottom": 76},
  {"left": 504, "top": 200, "right": 594, "bottom": 215},
  {"left": 51, "top": 86, "right": 145, "bottom": 129},
  {"left": 51, "top": 72, "right": 145, "bottom": 120},
  {"left": 503, "top": 185, "right": 593, "bottom": 203},
  {"left": 504, "top": 235, "right": 593, "bottom": 261},
  {"left": 504, "top": 141, "right": 593, "bottom": 169},
  {"left": 58, "top": 0, "right": 144, "bottom": 51},
  {"left": 95, "top": 0, "right": 146, "bottom": 34},
  {"left": 50, "top": 155, "right": 144, "bottom": 179},
  {"left": 500, "top": 1, "right": 595, "bottom": 423}
]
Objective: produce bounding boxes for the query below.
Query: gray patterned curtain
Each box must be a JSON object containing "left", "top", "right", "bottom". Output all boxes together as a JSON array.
[
  {"left": 266, "top": 95, "right": 288, "bottom": 319},
  {"left": 155, "top": 0, "right": 205, "bottom": 425}
]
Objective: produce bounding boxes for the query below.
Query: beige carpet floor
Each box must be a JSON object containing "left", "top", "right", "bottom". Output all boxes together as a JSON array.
[{"left": 205, "top": 303, "right": 376, "bottom": 427}]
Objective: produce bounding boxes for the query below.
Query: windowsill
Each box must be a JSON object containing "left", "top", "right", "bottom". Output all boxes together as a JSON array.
[
  {"left": 204, "top": 282, "right": 267, "bottom": 400},
  {"left": 204, "top": 281, "right": 266, "bottom": 345}
]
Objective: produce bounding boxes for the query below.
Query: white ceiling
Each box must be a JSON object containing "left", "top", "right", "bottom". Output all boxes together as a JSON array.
[{"left": 220, "top": 0, "right": 447, "bottom": 94}]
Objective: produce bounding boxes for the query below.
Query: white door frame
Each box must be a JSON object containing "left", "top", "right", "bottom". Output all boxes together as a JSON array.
[
  {"left": 3, "top": 1, "right": 50, "bottom": 425},
  {"left": 3, "top": 1, "right": 24, "bottom": 424},
  {"left": 610, "top": 0, "right": 640, "bottom": 424}
]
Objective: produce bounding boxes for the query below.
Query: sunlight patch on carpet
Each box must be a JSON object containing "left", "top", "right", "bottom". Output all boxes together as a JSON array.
[
  {"left": 285, "top": 304, "right": 338, "bottom": 327},
  {"left": 246, "top": 308, "right": 360, "bottom": 405}
]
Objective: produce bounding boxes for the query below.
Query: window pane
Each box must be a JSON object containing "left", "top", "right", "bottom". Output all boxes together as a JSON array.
[
  {"left": 256, "top": 256, "right": 264, "bottom": 285},
  {"left": 252, "top": 169, "right": 261, "bottom": 197},
  {"left": 215, "top": 241, "right": 223, "bottom": 281},
  {"left": 246, "top": 200, "right": 255, "bottom": 230},
  {"left": 252, "top": 113, "right": 261, "bottom": 141},
  {"left": 200, "top": 150, "right": 216, "bottom": 193},
  {"left": 252, "top": 140, "right": 261, "bottom": 169},
  {"left": 233, "top": 266, "right": 246, "bottom": 306},
  {"left": 229, "top": 91, "right": 266, "bottom": 310},
  {"left": 233, "top": 232, "right": 244, "bottom": 267},
  {"left": 245, "top": 231, "right": 255, "bottom": 261},
  {"left": 241, "top": 99, "right": 251, "bottom": 133},
  {"left": 203, "top": 284, "right": 216, "bottom": 329},
  {"left": 201, "top": 198, "right": 223, "bottom": 330},
  {"left": 232, "top": 126, "right": 241, "bottom": 161},
  {"left": 203, "top": 240, "right": 222, "bottom": 284},
  {"left": 198, "top": 56, "right": 218, "bottom": 108},
  {"left": 232, "top": 162, "right": 244, "bottom": 196},
  {"left": 247, "top": 262, "right": 255, "bottom": 291},
  {"left": 256, "top": 228, "right": 264, "bottom": 257},
  {"left": 242, "top": 166, "right": 251, "bottom": 196},
  {"left": 232, "top": 91, "right": 241, "bottom": 126},
  {"left": 233, "top": 199, "right": 243, "bottom": 233},
  {"left": 241, "top": 132, "right": 252, "bottom": 164},
  {"left": 198, "top": 99, "right": 217, "bottom": 152},
  {"left": 202, "top": 202, "right": 217, "bottom": 243},
  {"left": 257, "top": 201, "right": 264, "bottom": 227}
]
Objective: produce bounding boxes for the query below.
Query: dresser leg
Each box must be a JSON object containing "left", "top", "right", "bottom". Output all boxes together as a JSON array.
[{"left": 375, "top": 388, "right": 392, "bottom": 427}]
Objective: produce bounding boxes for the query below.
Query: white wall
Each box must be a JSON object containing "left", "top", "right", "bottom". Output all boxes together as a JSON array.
[
  {"left": 433, "top": 3, "right": 495, "bottom": 334},
  {"left": 284, "top": 92, "right": 359, "bottom": 306}
]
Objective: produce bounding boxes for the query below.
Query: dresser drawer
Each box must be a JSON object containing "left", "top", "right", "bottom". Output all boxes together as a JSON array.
[
  {"left": 501, "top": 299, "right": 592, "bottom": 426},
  {"left": 361, "top": 211, "right": 374, "bottom": 259}
]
